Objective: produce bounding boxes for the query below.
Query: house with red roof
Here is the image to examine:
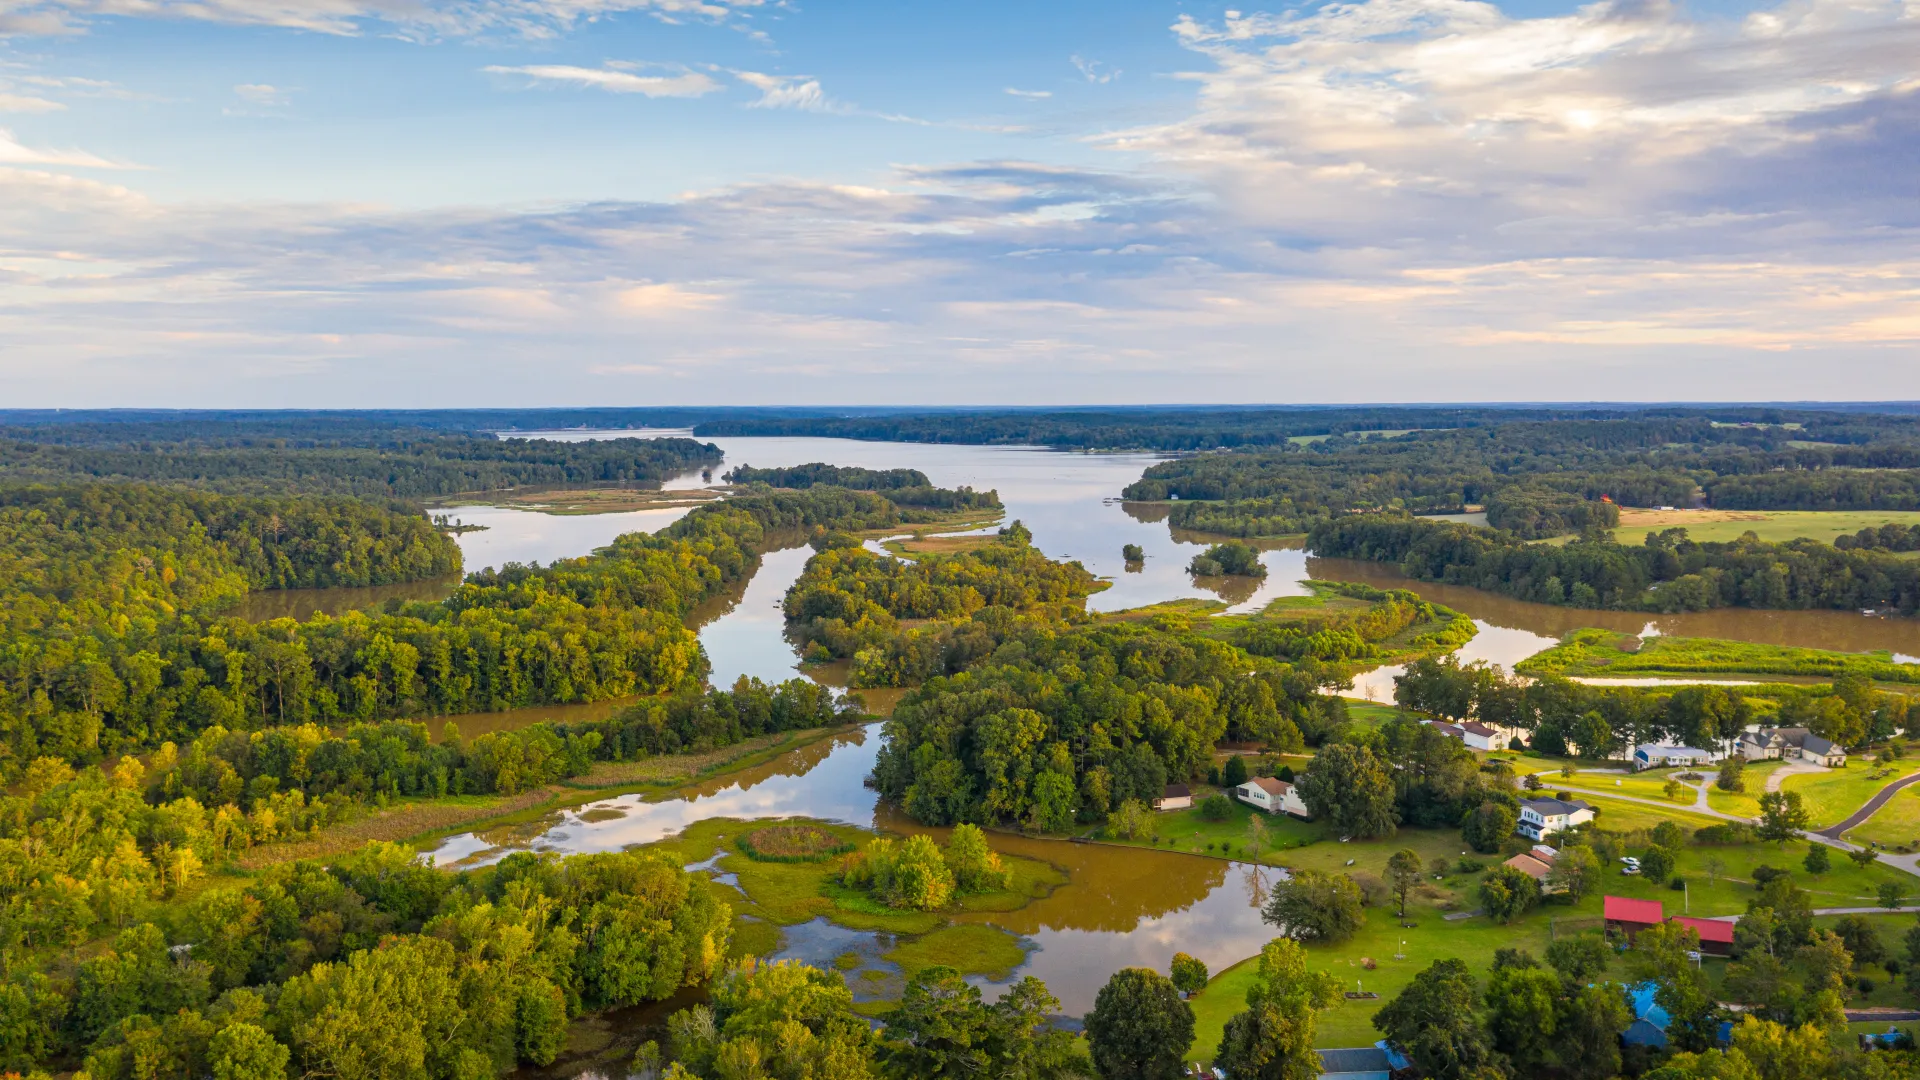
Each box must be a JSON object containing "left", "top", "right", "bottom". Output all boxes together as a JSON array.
[{"left": 1604, "top": 896, "right": 1664, "bottom": 938}]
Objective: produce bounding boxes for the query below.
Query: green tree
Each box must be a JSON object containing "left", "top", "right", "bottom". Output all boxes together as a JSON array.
[
  {"left": 881, "top": 966, "right": 993, "bottom": 1078},
  {"left": 1261, "top": 869, "right": 1366, "bottom": 943},
  {"left": 944, "top": 824, "right": 1012, "bottom": 894},
  {"left": 1294, "top": 744, "right": 1397, "bottom": 839},
  {"left": 1545, "top": 934, "right": 1613, "bottom": 985},
  {"left": 1460, "top": 801, "right": 1517, "bottom": 854},
  {"left": 1083, "top": 968, "right": 1193, "bottom": 1080},
  {"left": 1223, "top": 754, "right": 1249, "bottom": 788},
  {"left": 1483, "top": 964, "right": 1561, "bottom": 1073},
  {"left": 1640, "top": 845, "right": 1677, "bottom": 885},
  {"left": 1879, "top": 880, "right": 1909, "bottom": 910},
  {"left": 1756, "top": 791, "right": 1809, "bottom": 845},
  {"left": 1651, "top": 820, "right": 1687, "bottom": 850},
  {"left": 210, "top": 1023, "right": 290, "bottom": 1080},
  {"left": 1716, "top": 760, "right": 1746, "bottom": 793},
  {"left": 1213, "top": 939, "right": 1342, "bottom": 1080},
  {"left": 1545, "top": 845, "right": 1600, "bottom": 903},
  {"left": 670, "top": 961, "right": 879, "bottom": 1079},
  {"left": 1169, "top": 954, "right": 1209, "bottom": 996},
  {"left": 1373, "top": 959, "right": 1498, "bottom": 1080},
  {"left": 1107, "top": 800, "right": 1157, "bottom": 842},
  {"left": 1830, "top": 914, "right": 1886, "bottom": 967},
  {"left": 1386, "top": 849, "right": 1423, "bottom": 918},
  {"left": 1625, "top": 923, "right": 1720, "bottom": 1052},
  {"left": 1849, "top": 846, "right": 1880, "bottom": 870},
  {"left": 1802, "top": 843, "right": 1830, "bottom": 876},
  {"left": 1478, "top": 865, "right": 1541, "bottom": 924},
  {"left": 1559, "top": 983, "right": 1631, "bottom": 1080}
]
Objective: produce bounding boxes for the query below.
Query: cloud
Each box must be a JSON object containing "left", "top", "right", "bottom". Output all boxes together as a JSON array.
[
  {"left": 232, "top": 83, "right": 287, "bottom": 105},
  {"left": 0, "top": 91, "right": 61, "bottom": 111},
  {"left": 0, "top": 127, "right": 129, "bottom": 167},
  {"left": 1004, "top": 88, "right": 1051, "bottom": 99},
  {"left": 733, "top": 70, "right": 831, "bottom": 111},
  {"left": 1070, "top": 55, "right": 1118, "bottom": 83},
  {"left": 0, "top": 0, "right": 768, "bottom": 38},
  {"left": 485, "top": 63, "right": 722, "bottom": 97}
]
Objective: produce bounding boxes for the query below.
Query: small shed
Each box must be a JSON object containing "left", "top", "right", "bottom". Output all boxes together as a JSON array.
[
  {"left": 1604, "top": 895, "right": 1664, "bottom": 938},
  {"left": 1155, "top": 784, "right": 1193, "bottom": 812},
  {"left": 1669, "top": 916, "right": 1735, "bottom": 956}
]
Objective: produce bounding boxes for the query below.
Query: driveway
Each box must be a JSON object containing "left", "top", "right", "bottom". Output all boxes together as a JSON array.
[{"left": 1818, "top": 770, "right": 1920, "bottom": 840}]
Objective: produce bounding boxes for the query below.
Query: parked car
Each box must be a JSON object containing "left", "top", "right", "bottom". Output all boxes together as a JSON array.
[{"left": 1621, "top": 857, "right": 1642, "bottom": 876}]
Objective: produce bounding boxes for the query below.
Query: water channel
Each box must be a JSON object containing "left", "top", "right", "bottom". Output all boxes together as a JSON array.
[{"left": 254, "top": 431, "right": 1920, "bottom": 1021}]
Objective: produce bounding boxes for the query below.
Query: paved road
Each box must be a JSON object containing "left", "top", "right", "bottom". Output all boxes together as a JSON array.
[{"left": 1818, "top": 770, "right": 1920, "bottom": 839}]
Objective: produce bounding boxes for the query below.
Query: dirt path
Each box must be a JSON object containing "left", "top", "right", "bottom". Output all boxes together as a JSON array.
[
  {"left": 1765, "top": 760, "right": 1825, "bottom": 793},
  {"left": 1818, "top": 770, "right": 1920, "bottom": 839}
]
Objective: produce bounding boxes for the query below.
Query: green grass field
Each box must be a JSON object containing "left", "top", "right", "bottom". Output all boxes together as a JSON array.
[
  {"left": 1705, "top": 761, "right": 1788, "bottom": 817},
  {"left": 1846, "top": 783, "right": 1920, "bottom": 848},
  {"left": 1100, "top": 787, "right": 1328, "bottom": 861},
  {"left": 1781, "top": 764, "right": 1919, "bottom": 829},
  {"left": 1518, "top": 627, "right": 1920, "bottom": 685},
  {"left": 1610, "top": 509, "right": 1920, "bottom": 545}
]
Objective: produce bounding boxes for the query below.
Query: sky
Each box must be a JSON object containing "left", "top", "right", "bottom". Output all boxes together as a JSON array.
[{"left": 0, "top": 0, "right": 1916, "bottom": 407}]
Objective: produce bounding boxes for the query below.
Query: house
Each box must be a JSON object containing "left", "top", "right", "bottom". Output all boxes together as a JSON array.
[
  {"left": 1738, "top": 727, "right": 1847, "bottom": 767},
  {"left": 1155, "top": 784, "right": 1193, "bottom": 812},
  {"left": 1631, "top": 744, "right": 1721, "bottom": 771},
  {"left": 1604, "top": 895, "right": 1664, "bottom": 938},
  {"left": 1517, "top": 797, "right": 1595, "bottom": 840},
  {"left": 1236, "top": 776, "right": 1311, "bottom": 818},
  {"left": 1668, "top": 916, "right": 1735, "bottom": 956},
  {"left": 1315, "top": 1043, "right": 1409, "bottom": 1080},
  {"left": 1424, "top": 719, "right": 1510, "bottom": 751},
  {"left": 1503, "top": 851, "right": 1554, "bottom": 886}
]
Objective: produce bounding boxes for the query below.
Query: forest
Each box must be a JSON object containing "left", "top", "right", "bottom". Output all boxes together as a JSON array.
[
  {"left": 1307, "top": 515, "right": 1920, "bottom": 614},
  {"left": 1122, "top": 416, "right": 1920, "bottom": 538},
  {"left": 0, "top": 481, "right": 927, "bottom": 768}
]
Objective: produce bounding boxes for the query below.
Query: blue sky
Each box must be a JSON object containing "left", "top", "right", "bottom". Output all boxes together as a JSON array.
[{"left": 1, "top": 0, "right": 1916, "bottom": 406}]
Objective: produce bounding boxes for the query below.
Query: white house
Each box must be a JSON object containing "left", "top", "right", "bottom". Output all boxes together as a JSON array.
[
  {"left": 1237, "top": 776, "right": 1311, "bottom": 818},
  {"left": 1517, "top": 797, "right": 1595, "bottom": 840},
  {"left": 1738, "top": 727, "right": 1846, "bottom": 768},
  {"left": 1631, "top": 745, "right": 1721, "bottom": 772},
  {"left": 1154, "top": 784, "right": 1192, "bottom": 812},
  {"left": 1425, "top": 719, "right": 1511, "bottom": 752}
]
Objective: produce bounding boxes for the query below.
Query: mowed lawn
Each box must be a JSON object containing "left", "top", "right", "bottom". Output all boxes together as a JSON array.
[
  {"left": 1610, "top": 509, "right": 1920, "bottom": 546},
  {"left": 1781, "top": 764, "right": 1920, "bottom": 829},
  {"left": 1848, "top": 783, "right": 1920, "bottom": 848},
  {"left": 1706, "top": 761, "right": 1789, "bottom": 818},
  {"left": 1183, "top": 827, "right": 1915, "bottom": 1062}
]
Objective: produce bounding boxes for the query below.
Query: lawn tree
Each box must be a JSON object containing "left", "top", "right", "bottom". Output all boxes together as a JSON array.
[
  {"left": 1478, "top": 865, "right": 1541, "bottom": 924},
  {"left": 1663, "top": 778, "right": 1685, "bottom": 801},
  {"left": 1802, "top": 843, "right": 1830, "bottom": 876},
  {"left": 1650, "top": 820, "right": 1687, "bottom": 850},
  {"left": 1639, "top": 845, "right": 1677, "bottom": 885},
  {"left": 1386, "top": 849, "right": 1423, "bottom": 918},
  {"left": 1261, "top": 870, "right": 1366, "bottom": 943},
  {"left": 1483, "top": 963, "right": 1561, "bottom": 1074},
  {"left": 1245, "top": 814, "right": 1268, "bottom": 858},
  {"left": 1559, "top": 983, "right": 1632, "bottom": 1080},
  {"left": 1544, "top": 845, "right": 1600, "bottom": 903},
  {"left": 1169, "top": 954, "right": 1208, "bottom": 996},
  {"left": 1880, "top": 881, "right": 1909, "bottom": 910},
  {"left": 1083, "top": 969, "right": 1193, "bottom": 1080},
  {"left": 1757, "top": 791, "right": 1810, "bottom": 845},
  {"left": 1848, "top": 847, "right": 1880, "bottom": 870},
  {"left": 1213, "top": 939, "right": 1341, "bottom": 1080},
  {"left": 1704, "top": 854, "right": 1726, "bottom": 884},
  {"left": 1460, "top": 801, "right": 1517, "bottom": 854},
  {"left": 1373, "top": 959, "right": 1499, "bottom": 1080},
  {"left": 1544, "top": 934, "right": 1613, "bottom": 985},
  {"left": 1716, "top": 760, "right": 1746, "bottom": 793},
  {"left": 1108, "top": 800, "right": 1156, "bottom": 842},
  {"left": 1294, "top": 744, "right": 1398, "bottom": 839},
  {"left": 882, "top": 966, "right": 1075, "bottom": 1080},
  {"left": 1831, "top": 915, "right": 1886, "bottom": 967},
  {"left": 1223, "top": 754, "right": 1249, "bottom": 788}
]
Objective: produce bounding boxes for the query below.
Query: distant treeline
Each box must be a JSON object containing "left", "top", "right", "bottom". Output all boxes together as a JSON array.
[
  {"left": 0, "top": 432, "right": 721, "bottom": 499},
  {"left": 1125, "top": 417, "right": 1920, "bottom": 538},
  {"left": 725, "top": 462, "right": 1001, "bottom": 510},
  {"left": 1308, "top": 515, "right": 1920, "bottom": 614}
]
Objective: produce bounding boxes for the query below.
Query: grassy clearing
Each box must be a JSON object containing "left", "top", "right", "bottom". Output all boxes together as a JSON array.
[
  {"left": 1782, "top": 764, "right": 1919, "bottom": 829},
  {"left": 1849, "top": 784, "right": 1920, "bottom": 848},
  {"left": 1096, "top": 788, "right": 1327, "bottom": 862},
  {"left": 1611, "top": 508, "right": 1920, "bottom": 546},
  {"left": 1705, "top": 761, "right": 1788, "bottom": 817},
  {"left": 565, "top": 725, "right": 857, "bottom": 788},
  {"left": 1519, "top": 627, "right": 1920, "bottom": 685},
  {"left": 884, "top": 924, "right": 1030, "bottom": 981},
  {"left": 1542, "top": 768, "right": 1698, "bottom": 805}
]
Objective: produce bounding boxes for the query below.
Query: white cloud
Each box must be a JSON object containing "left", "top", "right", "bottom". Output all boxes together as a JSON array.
[
  {"left": 0, "top": 126, "right": 128, "bottom": 167},
  {"left": 0, "top": 0, "right": 767, "bottom": 38},
  {"left": 0, "top": 91, "right": 61, "bottom": 110},
  {"left": 232, "top": 83, "right": 287, "bottom": 105},
  {"left": 734, "top": 70, "right": 831, "bottom": 111},
  {"left": 1070, "top": 55, "right": 1118, "bottom": 83},
  {"left": 1004, "top": 88, "right": 1051, "bottom": 99},
  {"left": 485, "top": 63, "right": 722, "bottom": 97}
]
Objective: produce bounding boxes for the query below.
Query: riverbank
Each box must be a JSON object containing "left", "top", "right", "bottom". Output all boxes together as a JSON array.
[{"left": 1519, "top": 627, "right": 1920, "bottom": 686}]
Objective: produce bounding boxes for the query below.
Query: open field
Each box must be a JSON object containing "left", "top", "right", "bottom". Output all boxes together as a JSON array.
[
  {"left": 1848, "top": 784, "right": 1920, "bottom": 848},
  {"left": 1611, "top": 508, "right": 1920, "bottom": 545},
  {"left": 1098, "top": 787, "right": 1327, "bottom": 860},
  {"left": 1706, "top": 760, "right": 1789, "bottom": 817},
  {"left": 1782, "top": 763, "right": 1920, "bottom": 829},
  {"left": 1518, "top": 627, "right": 1920, "bottom": 685}
]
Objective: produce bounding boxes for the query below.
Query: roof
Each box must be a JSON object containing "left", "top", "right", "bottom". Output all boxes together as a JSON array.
[
  {"left": 1460, "top": 721, "right": 1499, "bottom": 737},
  {"left": 1669, "top": 916, "right": 1736, "bottom": 944},
  {"left": 1503, "top": 853, "right": 1552, "bottom": 881},
  {"left": 1628, "top": 982, "right": 1670, "bottom": 1027},
  {"left": 1634, "top": 744, "right": 1715, "bottom": 760},
  {"left": 1605, "top": 895, "right": 1665, "bottom": 924},
  {"left": 1160, "top": 784, "right": 1191, "bottom": 799},
  {"left": 1523, "top": 797, "right": 1591, "bottom": 817},
  {"left": 1315, "top": 1047, "right": 1390, "bottom": 1073},
  {"left": 1801, "top": 735, "right": 1840, "bottom": 756},
  {"left": 1245, "top": 776, "right": 1290, "bottom": 796}
]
